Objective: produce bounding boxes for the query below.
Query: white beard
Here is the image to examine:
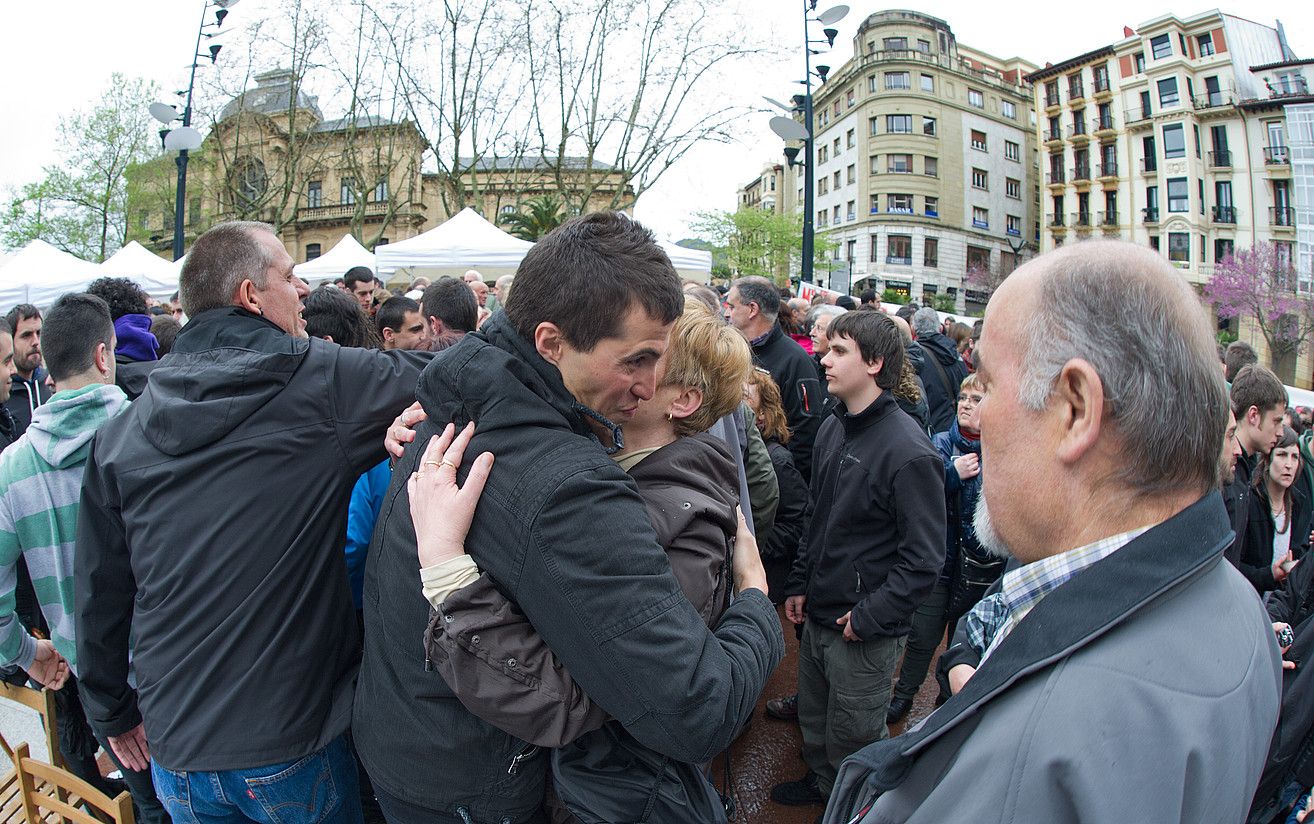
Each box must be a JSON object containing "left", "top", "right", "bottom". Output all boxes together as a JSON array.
[{"left": 973, "top": 488, "right": 1014, "bottom": 560}]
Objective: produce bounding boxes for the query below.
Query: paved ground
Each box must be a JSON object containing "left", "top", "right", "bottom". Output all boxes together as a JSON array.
[
  {"left": 711, "top": 606, "right": 945, "bottom": 824},
  {"left": 0, "top": 695, "right": 51, "bottom": 769}
]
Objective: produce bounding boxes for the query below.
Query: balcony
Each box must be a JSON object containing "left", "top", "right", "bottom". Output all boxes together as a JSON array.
[
  {"left": 1045, "top": 128, "right": 1064, "bottom": 145},
  {"left": 297, "top": 200, "right": 396, "bottom": 224},
  {"left": 1143, "top": 207, "right": 1160, "bottom": 223},
  {"left": 1099, "top": 210, "right": 1119, "bottom": 227},
  {"left": 1072, "top": 164, "right": 1091, "bottom": 182},
  {"left": 886, "top": 255, "right": 913, "bottom": 265},
  {"left": 1272, "top": 206, "right": 1296, "bottom": 227},
  {"left": 1099, "top": 162, "right": 1118, "bottom": 178},
  {"left": 1007, "top": 226, "right": 1022, "bottom": 237},
  {"left": 1094, "top": 76, "right": 1112, "bottom": 95},
  {"left": 1046, "top": 171, "right": 1066, "bottom": 186},
  {"left": 1125, "top": 107, "right": 1152, "bottom": 126},
  {"left": 1141, "top": 158, "right": 1158, "bottom": 174},
  {"left": 1048, "top": 213, "right": 1066, "bottom": 228},
  {"left": 1068, "top": 84, "right": 1086, "bottom": 104},
  {"left": 1045, "top": 91, "right": 1061, "bottom": 108},
  {"left": 1193, "top": 92, "right": 1233, "bottom": 111},
  {"left": 1208, "top": 150, "right": 1232, "bottom": 169},
  {"left": 1071, "top": 211, "right": 1092, "bottom": 228},
  {"left": 1095, "top": 114, "right": 1115, "bottom": 133},
  {"left": 1266, "top": 146, "right": 1291, "bottom": 165},
  {"left": 972, "top": 218, "right": 990, "bottom": 229},
  {"left": 1068, "top": 123, "right": 1089, "bottom": 143},
  {"left": 1211, "top": 205, "right": 1236, "bottom": 224}
]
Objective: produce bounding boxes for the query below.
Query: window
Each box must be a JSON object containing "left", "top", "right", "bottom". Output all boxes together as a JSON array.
[
  {"left": 972, "top": 207, "right": 989, "bottom": 229},
  {"left": 1068, "top": 73, "right": 1084, "bottom": 99},
  {"left": 500, "top": 204, "right": 516, "bottom": 214},
  {"left": 1167, "top": 177, "right": 1189, "bottom": 212},
  {"left": 833, "top": 170, "right": 841, "bottom": 188},
  {"left": 1168, "top": 231, "right": 1189, "bottom": 263},
  {"left": 925, "top": 196, "right": 939, "bottom": 217},
  {"left": 1149, "top": 235, "right": 1160, "bottom": 250},
  {"left": 1163, "top": 123, "right": 1185, "bottom": 158},
  {"left": 1135, "top": 52, "right": 1146, "bottom": 72},
  {"left": 924, "top": 156, "right": 938, "bottom": 177},
  {"left": 847, "top": 164, "right": 856, "bottom": 184},
  {"left": 833, "top": 205, "right": 841, "bottom": 224},
  {"left": 1139, "top": 90, "right": 1152, "bottom": 120},
  {"left": 887, "top": 235, "right": 912, "bottom": 264},
  {"left": 922, "top": 116, "right": 937, "bottom": 136},
  {"left": 972, "top": 168, "right": 989, "bottom": 190},
  {"left": 1193, "top": 124, "right": 1201, "bottom": 158},
  {"left": 818, "top": 210, "right": 828, "bottom": 227},
  {"left": 970, "top": 129, "right": 988, "bottom": 151},
  {"left": 887, "top": 115, "right": 912, "bottom": 134},
  {"left": 307, "top": 180, "right": 322, "bottom": 208},
  {"left": 1157, "top": 77, "right": 1179, "bottom": 106},
  {"left": 847, "top": 201, "right": 856, "bottom": 221},
  {"left": 1047, "top": 115, "right": 1062, "bottom": 140},
  {"left": 1007, "top": 215, "right": 1021, "bottom": 236},
  {"left": 305, "top": 243, "right": 321, "bottom": 261},
  {"left": 868, "top": 74, "right": 879, "bottom": 93},
  {"left": 1045, "top": 81, "right": 1060, "bottom": 106},
  {"left": 1143, "top": 135, "right": 1157, "bottom": 171},
  {"left": 846, "top": 129, "right": 855, "bottom": 149},
  {"left": 833, "top": 137, "right": 841, "bottom": 155},
  {"left": 888, "top": 154, "right": 913, "bottom": 173},
  {"left": 968, "top": 88, "right": 985, "bottom": 108},
  {"left": 1006, "top": 178, "right": 1021, "bottom": 199},
  {"left": 819, "top": 145, "right": 828, "bottom": 164},
  {"left": 885, "top": 71, "right": 911, "bottom": 90},
  {"left": 1146, "top": 185, "right": 1159, "bottom": 216},
  {"left": 869, "top": 116, "right": 879, "bottom": 136},
  {"left": 870, "top": 195, "right": 880, "bottom": 213},
  {"left": 1005, "top": 140, "right": 1020, "bottom": 161},
  {"left": 1094, "top": 63, "right": 1111, "bottom": 92},
  {"left": 820, "top": 108, "right": 829, "bottom": 126},
  {"left": 1151, "top": 34, "right": 1172, "bottom": 60},
  {"left": 1215, "top": 238, "right": 1234, "bottom": 262},
  {"left": 883, "top": 37, "right": 908, "bottom": 51},
  {"left": 834, "top": 100, "right": 841, "bottom": 116},
  {"left": 847, "top": 88, "right": 855, "bottom": 108},
  {"left": 888, "top": 193, "right": 914, "bottom": 213},
  {"left": 847, "top": 239, "right": 856, "bottom": 260},
  {"left": 924, "top": 238, "right": 939, "bottom": 268},
  {"left": 341, "top": 178, "right": 356, "bottom": 205},
  {"left": 869, "top": 155, "right": 880, "bottom": 175},
  {"left": 921, "top": 74, "right": 934, "bottom": 92},
  {"left": 1097, "top": 102, "right": 1113, "bottom": 130},
  {"left": 1197, "top": 33, "right": 1215, "bottom": 56},
  {"left": 1001, "top": 100, "right": 1016, "bottom": 119},
  {"left": 917, "top": 39, "right": 931, "bottom": 53},
  {"left": 818, "top": 177, "right": 828, "bottom": 195},
  {"left": 373, "top": 179, "right": 389, "bottom": 202}
]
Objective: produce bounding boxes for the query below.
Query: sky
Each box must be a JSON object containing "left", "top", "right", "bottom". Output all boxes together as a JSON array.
[{"left": 2, "top": 0, "right": 1312, "bottom": 248}]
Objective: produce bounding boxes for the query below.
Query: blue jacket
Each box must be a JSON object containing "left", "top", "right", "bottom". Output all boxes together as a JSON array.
[
  {"left": 931, "top": 421, "right": 982, "bottom": 580},
  {"left": 345, "top": 460, "right": 391, "bottom": 610}
]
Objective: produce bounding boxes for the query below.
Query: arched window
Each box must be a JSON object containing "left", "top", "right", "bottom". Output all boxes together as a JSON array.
[{"left": 230, "top": 157, "right": 268, "bottom": 212}]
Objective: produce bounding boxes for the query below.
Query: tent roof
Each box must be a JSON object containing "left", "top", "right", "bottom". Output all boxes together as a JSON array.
[
  {"left": 374, "top": 208, "right": 533, "bottom": 274},
  {"left": 99, "top": 241, "right": 182, "bottom": 299},
  {"left": 294, "top": 234, "right": 375, "bottom": 280},
  {"left": 0, "top": 240, "right": 102, "bottom": 307},
  {"left": 660, "top": 240, "right": 711, "bottom": 273}
]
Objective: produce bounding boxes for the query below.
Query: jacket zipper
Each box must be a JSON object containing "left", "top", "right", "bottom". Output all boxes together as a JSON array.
[{"left": 508, "top": 744, "right": 539, "bottom": 775}]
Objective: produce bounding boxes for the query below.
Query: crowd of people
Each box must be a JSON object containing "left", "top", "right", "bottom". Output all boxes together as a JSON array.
[{"left": 0, "top": 213, "right": 1307, "bottom": 824}]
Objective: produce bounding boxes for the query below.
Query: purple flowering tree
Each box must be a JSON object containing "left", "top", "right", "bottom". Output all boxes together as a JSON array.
[{"left": 1205, "top": 242, "right": 1314, "bottom": 376}]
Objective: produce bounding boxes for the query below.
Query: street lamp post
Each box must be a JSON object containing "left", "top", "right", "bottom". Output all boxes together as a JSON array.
[{"left": 150, "top": 0, "right": 237, "bottom": 261}]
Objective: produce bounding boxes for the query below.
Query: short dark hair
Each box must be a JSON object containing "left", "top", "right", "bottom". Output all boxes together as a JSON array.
[
  {"left": 508, "top": 212, "right": 683, "bottom": 351},
  {"left": 732, "top": 276, "right": 781, "bottom": 321},
  {"left": 421, "top": 277, "right": 477, "bottom": 334},
  {"left": 1231, "top": 363, "right": 1287, "bottom": 419},
  {"left": 5, "top": 304, "right": 40, "bottom": 331},
  {"left": 894, "top": 303, "right": 918, "bottom": 323},
  {"left": 150, "top": 315, "right": 182, "bottom": 356},
  {"left": 859, "top": 289, "right": 877, "bottom": 304},
  {"left": 376, "top": 296, "right": 421, "bottom": 336},
  {"left": 303, "top": 287, "right": 380, "bottom": 348},
  {"left": 1224, "top": 341, "right": 1259, "bottom": 383},
  {"left": 343, "top": 267, "right": 376, "bottom": 289},
  {"left": 180, "top": 221, "right": 277, "bottom": 317},
  {"left": 835, "top": 295, "right": 857, "bottom": 311},
  {"left": 86, "top": 277, "right": 150, "bottom": 320},
  {"left": 827, "top": 310, "right": 905, "bottom": 390},
  {"left": 42, "top": 293, "right": 114, "bottom": 382}
]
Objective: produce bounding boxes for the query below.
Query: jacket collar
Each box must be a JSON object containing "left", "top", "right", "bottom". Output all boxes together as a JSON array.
[
  {"left": 750, "top": 324, "right": 783, "bottom": 351},
  {"left": 832, "top": 391, "right": 898, "bottom": 436},
  {"left": 842, "top": 491, "right": 1230, "bottom": 790}
]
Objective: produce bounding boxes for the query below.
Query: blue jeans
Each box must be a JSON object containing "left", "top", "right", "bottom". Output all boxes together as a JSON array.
[{"left": 151, "top": 736, "right": 363, "bottom": 824}]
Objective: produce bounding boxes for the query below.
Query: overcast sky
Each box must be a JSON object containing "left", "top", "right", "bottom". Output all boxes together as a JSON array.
[{"left": 2, "top": 0, "right": 1311, "bottom": 248}]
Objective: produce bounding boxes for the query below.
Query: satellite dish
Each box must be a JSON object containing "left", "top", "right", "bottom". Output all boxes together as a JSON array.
[
  {"left": 817, "top": 4, "right": 849, "bottom": 26},
  {"left": 163, "top": 126, "right": 204, "bottom": 151},
  {"left": 769, "top": 116, "right": 810, "bottom": 142},
  {"left": 763, "top": 96, "right": 794, "bottom": 112},
  {"left": 149, "top": 103, "right": 180, "bottom": 124}
]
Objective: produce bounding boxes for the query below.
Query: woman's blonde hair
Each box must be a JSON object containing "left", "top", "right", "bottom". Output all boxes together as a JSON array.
[
  {"left": 663, "top": 298, "right": 753, "bottom": 437},
  {"left": 746, "top": 368, "right": 791, "bottom": 444}
]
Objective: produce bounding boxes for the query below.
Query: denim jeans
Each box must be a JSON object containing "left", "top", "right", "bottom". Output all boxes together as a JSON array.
[{"left": 151, "top": 736, "right": 363, "bottom": 824}]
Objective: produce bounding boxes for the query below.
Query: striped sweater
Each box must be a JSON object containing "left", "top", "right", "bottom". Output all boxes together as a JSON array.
[{"left": 0, "top": 383, "right": 129, "bottom": 674}]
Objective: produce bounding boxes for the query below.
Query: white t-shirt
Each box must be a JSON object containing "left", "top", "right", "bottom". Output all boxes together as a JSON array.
[{"left": 1273, "top": 522, "right": 1293, "bottom": 566}]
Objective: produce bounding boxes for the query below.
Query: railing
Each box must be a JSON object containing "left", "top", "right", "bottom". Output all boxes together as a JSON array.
[
  {"left": 1096, "top": 114, "right": 1115, "bottom": 131},
  {"left": 1193, "top": 92, "right": 1232, "bottom": 110},
  {"left": 1208, "top": 150, "right": 1232, "bottom": 168},
  {"left": 1048, "top": 213, "right": 1066, "bottom": 227},
  {"left": 1068, "top": 122, "right": 1088, "bottom": 138},
  {"left": 1046, "top": 171, "right": 1066, "bottom": 185},
  {"left": 1069, "top": 82, "right": 1085, "bottom": 100},
  {"left": 1141, "top": 158, "right": 1158, "bottom": 173},
  {"left": 1099, "top": 210, "right": 1119, "bottom": 226},
  {"left": 1094, "top": 76, "right": 1111, "bottom": 94},
  {"left": 972, "top": 218, "right": 990, "bottom": 229},
  {"left": 1072, "top": 164, "right": 1091, "bottom": 181},
  {"left": 298, "top": 201, "right": 392, "bottom": 221},
  {"left": 1099, "top": 162, "right": 1118, "bottom": 177},
  {"left": 1046, "top": 127, "right": 1063, "bottom": 141},
  {"left": 1143, "top": 207, "right": 1160, "bottom": 222},
  {"left": 1006, "top": 226, "right": 1022, "bottom": 237},
  {"left": 1071, "top": 211, "right": 1092, "bottom": 227},
  {"left": 886, "top": 255, "right": 913, "bottom": 265},
  {"left": 1125, "top": 107, "right": 1151, "bottom": 123},
  {"left": 1045, "top": 92, "right": 1061, "bottom": 107},
  {"left": 1265, "top": 146, "right": 1291, "bottom": 165},
  {"left": 1212, "top": 205, "right": 1236, "bottom": 224},
  {"left": 1272, "top": 206, "right": 1296, "bottom": 226}
]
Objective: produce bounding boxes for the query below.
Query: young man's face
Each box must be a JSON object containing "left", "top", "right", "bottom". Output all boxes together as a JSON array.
[
  {"left": 1220, "top": 408, "right": 1241, "bottom": 485},
  {"left": 553, "top": 305, "right": 671, "bottom": 425},
  {"left": 351, "top": 280, "right": 376, "bottom": 313},
  {"left": 12, "top": 315, "right": 41, "bottom": 377},
  {"left": 0, "top": 332, "right": 15, "bottom": 402},
  {"left": 384, "top": 310, "right": 431, "bottom": 351},
  {"left": 1248, "top": 403, "right": 1287, "bottom": 454},
  {"left": 819, "top": 333, "right": 880, "bottom": 406}
]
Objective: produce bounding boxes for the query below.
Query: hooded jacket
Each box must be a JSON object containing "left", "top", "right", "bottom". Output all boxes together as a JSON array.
[
  {"left": 5, "top": 369, "right": 52, "bottom": 436},
  {"left": 353, "top": 313, "right": 782, "bottom": 822},
  {"left": 914, "top": 332, "right": 968, "bottom": 434},
  {"left": 752, "top": 324, "right": 828, "bottom": 483},
  {"left": 73, "top": 307, "right": 430, "bottom": 771},
  {"left": 0, "top": 384, "right": 129, "bottom": 673}
]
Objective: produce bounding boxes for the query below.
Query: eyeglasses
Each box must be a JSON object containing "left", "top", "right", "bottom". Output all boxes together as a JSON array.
[{"left": 957, "top": 394, "right": 985, "bottom": 406}]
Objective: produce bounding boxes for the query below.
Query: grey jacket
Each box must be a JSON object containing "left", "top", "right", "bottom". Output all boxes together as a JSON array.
[{"left": 825, "top": 493, "right": 1282, "bottom": 824}]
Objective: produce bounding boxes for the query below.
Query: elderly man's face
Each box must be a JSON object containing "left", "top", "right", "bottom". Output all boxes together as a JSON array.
[{"left": 723, "top": 287, "right": 754, "bottom": 335}]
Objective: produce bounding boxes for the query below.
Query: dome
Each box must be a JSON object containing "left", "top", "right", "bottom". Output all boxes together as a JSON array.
[{"left": 218, "top": 69, "right": 323, "bottom": 123}]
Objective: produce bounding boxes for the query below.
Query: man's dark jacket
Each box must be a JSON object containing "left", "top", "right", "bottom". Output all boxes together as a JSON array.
[
  {"left": 5, "top": 370, "right": 50, "bottom": 437},
  {"left": 915, "top": 332, "right": 968, "bottom": 434},
  {"left": 786, "top": 392, "right": 946, "bottom": 640},
  {"left": 113, "top": 355, "right": 160, "bottom": 401},
  {"left": 74, "top": 308, "right": 429, "bottom": 771},
  {"left": 753, "top": 325, "right": 827, "bottom": 483},
  {"left": 353, "top": 313, "right": 782, "bottom": 822}
]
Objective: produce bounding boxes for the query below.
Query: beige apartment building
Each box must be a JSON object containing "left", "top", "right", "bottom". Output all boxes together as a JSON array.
[
  {"left": 738, "top": 163, "right": 794, "bottom": 216},
  {"left": 801, "top": 10, "right": 1038, "bottom": 313},
  {"left": 1030, "top": 11, "right": 1313, "bottom": 384}
]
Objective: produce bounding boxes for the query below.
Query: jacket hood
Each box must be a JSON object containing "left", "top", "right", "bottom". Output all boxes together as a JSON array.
[
  {"left": 627, "top": 433, "right": 738, "bottom": 547},
  {"left": 27, "top": 383, "right": 130, "bottom": 469},
  {"left": 132, "top": 307, "right": 308, "bottom": 456},
  {"left": 113, "top": 313, "right": 159, "bottom": 362},
  {"left": 918, "top": 332, "right": 962, "bottom": 366}
]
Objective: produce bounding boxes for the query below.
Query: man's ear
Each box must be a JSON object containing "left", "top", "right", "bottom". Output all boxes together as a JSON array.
[
  {"left": 535, "top": 322, "right": 567, "bottom": 366},
  {"left": 94, "top": 342, "right": 113, "bottom": 377},
  {"left": 1246, "top": 405, "right": 1262, "bottom": 429},
  {"left": 382, "top": 327, "right": 396, "bottom": 346},
  {"left": 865, "top": 356, "right": 884, "bottom": 379},
  {"left": 1052, "top": 358, "right": 1104, "bottom": 465},
  {"left": 234, "top": 279, "right": 261, "bottom": 315}
]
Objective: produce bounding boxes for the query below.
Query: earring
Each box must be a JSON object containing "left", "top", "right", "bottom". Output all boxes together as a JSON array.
[{"left": 666, "top": 412, "right": 673, "bottom": 421}]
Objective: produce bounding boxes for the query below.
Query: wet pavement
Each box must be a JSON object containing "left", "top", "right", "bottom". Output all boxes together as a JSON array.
[{"left": 710, "top": 606, "right": 945, "bottom": 824}]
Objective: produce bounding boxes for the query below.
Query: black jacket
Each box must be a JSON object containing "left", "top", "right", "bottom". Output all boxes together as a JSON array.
[
  {"left": 1254, "top": 557, "right": 1314, "bottom": 821},
  {"left": 74, "top": 308, "right": 429, "bottom": 771},
  {"left": 753, "top": 325, "right": 828, "bottom": 483},
  {"left": 1239, "top": 480, "right": 1312, "bottom": 593},
  {"left": 1224, "top": 449, "right": 1259, "bottom": 568},
  {"left": 353, "top": 313, "right": 782, "bottom": 821},
  {"left": 915, "top": 332, "right": 969, "bottom": 434},
  {"left": 762, "top": 438, "right": 812, "bottom": 601},
  {"left": 113, "top": 354, "right": 160, "bottom": 401},
  {"left": 5, "top": 370, "right": 50, "bottom": 437},
  {"left": 785, "top": 392, "right": 946, "bottom": 639}
]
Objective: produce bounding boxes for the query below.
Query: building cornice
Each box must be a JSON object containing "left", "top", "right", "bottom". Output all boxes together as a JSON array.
[{"left": 1025, "top": 45, "right": 1115, "bottom": 83}]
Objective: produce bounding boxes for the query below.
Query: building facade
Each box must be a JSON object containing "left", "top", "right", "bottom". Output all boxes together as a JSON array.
[
  {"left": 805, "top": 11, "right": 1039, "bottom": 313},
  {"left": 737, "top": 162, "right": 793, "bottom": 216}
]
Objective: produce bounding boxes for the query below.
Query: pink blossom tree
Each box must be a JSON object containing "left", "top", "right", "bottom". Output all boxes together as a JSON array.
[{"left": 1205, "top": 242, "right": 1314, "bottom": 376}]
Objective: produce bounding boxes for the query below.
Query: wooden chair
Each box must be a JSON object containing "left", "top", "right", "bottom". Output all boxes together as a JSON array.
[
  {"left": 0, "top": 681, "right": 62, "bottom": 770},
  {"left": 0, "top": 732, "right": 27, "bottom": 824},
  {"left": 13, "top": 743, "right": 134, "bottom": 824}
]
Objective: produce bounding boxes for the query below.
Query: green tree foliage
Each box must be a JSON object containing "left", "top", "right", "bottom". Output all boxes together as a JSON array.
[
  {"left": 689, "top": 208, "right": 835, "bottom": 285},
  {"left": 497, "top": 194, "right": 567, "bottom": 240},
  {"left": 3, "top": 74, "right": 158, "bottom": 261}
]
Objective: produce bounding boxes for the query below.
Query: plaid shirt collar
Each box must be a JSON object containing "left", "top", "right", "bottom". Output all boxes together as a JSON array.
[{"left": 967, "top": 525, "right": 1152, "bottom": 664}]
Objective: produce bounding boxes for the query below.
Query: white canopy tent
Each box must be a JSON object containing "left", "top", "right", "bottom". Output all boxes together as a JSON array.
[
  {"left": 374, "top": 208, "right": 532, "bottom": 282},
  {"left": 98, "top": 241, "right": 182, "bottom": 300},
  {"left": 0, "top": 240, "right": 103, "bottom": 308},
  {"left": 659, "top": 240, "right": 712, "bottom": 279},
  {"left": 294, "top": 234, "right": 375, "bottom": 282}
]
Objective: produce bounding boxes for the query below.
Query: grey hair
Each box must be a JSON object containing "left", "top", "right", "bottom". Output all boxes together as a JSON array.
[
  {"left": 179, "top": 221, "right": 278, "bottom": 317},
  {"left": 1016, "top": 240, "right": 1226, "bottom": 495},
  {"left": 809, "top": 304, "right": 847, "bottom": 325},
  {"left": 911, "top": 306, "right": 940, "bottom": 337},
  {"left": 732, "top": 276, "right": 781, "bottom": 320}
]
